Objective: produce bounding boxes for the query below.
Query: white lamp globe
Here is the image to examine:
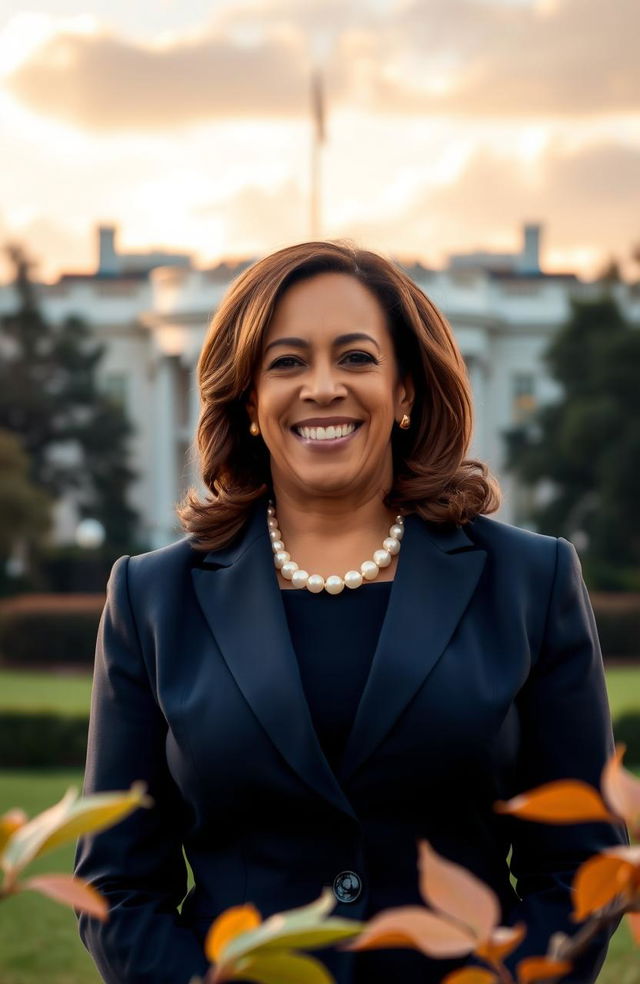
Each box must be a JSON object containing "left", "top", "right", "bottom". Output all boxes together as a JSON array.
[{"left": 75, "top": 518, "right": 106, "bottom": 550}]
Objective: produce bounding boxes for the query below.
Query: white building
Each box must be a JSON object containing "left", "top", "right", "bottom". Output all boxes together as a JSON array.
[{"left": 2, "top": 223, "right": 638, "bottom": 549}]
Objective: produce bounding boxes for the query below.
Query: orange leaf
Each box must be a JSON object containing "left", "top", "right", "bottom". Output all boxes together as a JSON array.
[
  {"left": 625, "top": 911, "right": 640, "bottom": 944},
  {"left": 516, "top": 956, "right": 572, "bottom": 982},
  {"left": 418, "top": 841, "right": 500, "bottom": 942},
  {"left": 0, "top": 809, "right": 27, "bottom": 854},
  {"left": 347, "top": 906, "right": 475, "bottom": 958},
  {"left": 495, "top": 780, "right": 616, "bottom": 824},
  {"left": 572, "top": 853, "right": 635, "bottom": 922},
  {"left": 601, "top": 745, "right": 640, "bottom": 836},
  {"left": 441, "top": 969, "right": 499, "bottom": 984},
  {"left": 205, "top": 903, "right": 262, "bottom": 963},
  {"left": 21, "top": 874, "right": 108, "bottom": 921},
  {"left": 476, "top": 923, "right": 527, "bottom": 965}
]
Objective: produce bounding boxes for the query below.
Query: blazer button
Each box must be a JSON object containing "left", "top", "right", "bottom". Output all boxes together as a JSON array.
[{"left": 333, "top": 870, "right": 362, "bottom": 903}]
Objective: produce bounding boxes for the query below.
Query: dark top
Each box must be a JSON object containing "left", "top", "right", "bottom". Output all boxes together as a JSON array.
[{"left": 281, "top": 581, "right": 393, "bottom": 772}]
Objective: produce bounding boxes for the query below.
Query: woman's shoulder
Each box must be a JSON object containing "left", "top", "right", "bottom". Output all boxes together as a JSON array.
[
  {"left": 465, "top": 513, "right": 559, "bottom": 555},
  {"left": 122, "top": 536, "right": 206, "bottom": 597}
]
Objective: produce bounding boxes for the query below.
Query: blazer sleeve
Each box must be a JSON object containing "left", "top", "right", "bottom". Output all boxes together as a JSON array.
[
  {"left": 500, "top": 536, "right": 629, "bottom": 982},
  {"left": 73, "top": 555, "right": 210, "bottom": 984}
]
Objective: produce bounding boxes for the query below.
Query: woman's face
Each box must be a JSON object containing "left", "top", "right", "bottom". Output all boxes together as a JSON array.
[{"left": 248, "top": 271, "right": 413, "bottom": 503}]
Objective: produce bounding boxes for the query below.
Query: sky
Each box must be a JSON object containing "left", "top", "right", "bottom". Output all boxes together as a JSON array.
[{"left": 0, "top": 0, "right": 638, "bottom": 283}]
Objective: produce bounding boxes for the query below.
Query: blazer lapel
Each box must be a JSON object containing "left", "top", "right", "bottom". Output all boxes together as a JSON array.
[
  {"left": 339, "top": 513, "right": 487, "bottom": 782},
  {"left": 191, "top": 502, "right": 356, "bottom": 821}
]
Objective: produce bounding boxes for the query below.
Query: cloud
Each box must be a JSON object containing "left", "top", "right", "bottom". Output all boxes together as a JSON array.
[
  {"left": 333, "top": 140, "right": 640, "bottom": 269},
  {"left": 4, "top": 0, "right": 638, "bottom": 131},
  {"left": 5, "top": 29, "right": 312, "bottom": 130},
  {"left": 366, "top": 0, "right": 640, "bottom": 116}
]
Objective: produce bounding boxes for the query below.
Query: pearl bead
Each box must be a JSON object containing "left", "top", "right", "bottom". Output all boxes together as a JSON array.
[
  {"left": 281, "top": 561, "right": 299, "bottom": 580},
  {"left": 271, "top": 540, "right": 284, "bottom": 553},
  {"left": 268, "top": 517, "right": 279, "bottom": 530},
  {"left": 344, "top": 570, "right": 363, "bottom": 589},
  {"left": 361, "top": 560, "right": 379, "bottom": 581},
  {"left": 383, "top": 536, "right": 401, "bottom": 556},
  {"left": 373, "top": 548, "right": 392, "bottom": 568},
  {"left": 395, "top": 515, "right": 404, "bottom": 525},
  {"left": 269, "top": 528, "right": 281, "bottom": 541},
  {"left": 325, "top": 575, "right": 345, "bottom": 595},
  {"left": 291, "top": 569, "right": 309, "bottom": 589},
  {"left": 274, "top": 551, "right": 290, "bottom": 569},
  {"left": 267, "top": 505, "right": 275, "bottom": 517},
  {"left": 389, "top": 524, "right": 404, "bottom": 540},
  {"left": 307, "top": 574, "right": 325, "bottom": 593}
]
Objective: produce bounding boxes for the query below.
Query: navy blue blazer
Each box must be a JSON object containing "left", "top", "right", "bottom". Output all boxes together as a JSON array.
[{"left": 74, "top": 500, "right": 627, "bottom": 984}]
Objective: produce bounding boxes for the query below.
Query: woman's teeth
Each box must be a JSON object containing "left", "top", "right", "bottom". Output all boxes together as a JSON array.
[{"left": 295, "top": 423, "right": 357, "bottom": 441}]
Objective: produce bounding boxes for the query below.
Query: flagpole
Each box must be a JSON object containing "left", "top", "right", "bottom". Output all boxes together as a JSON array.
[{"left": 310, "top": 67, "right": 324, "bottom": 240}]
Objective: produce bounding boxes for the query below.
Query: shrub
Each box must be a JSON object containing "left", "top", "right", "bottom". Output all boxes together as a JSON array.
[
  {"left": 613, "top": 710, "right": 640, "bottom": 767},
  {"left": 0, "top": 594, "right": 103, "bottom": 668},
  {"left": 592, "top": 593, "right": 640, "bottom": 662},
  {"left": 0, "top": 711, "right": 88, "bottom": 767}
]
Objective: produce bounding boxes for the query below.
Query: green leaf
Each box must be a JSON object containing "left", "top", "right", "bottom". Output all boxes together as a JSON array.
[
  {"left": 232, "top": 950, "right": 335, "bottom": 984},
  {"left": 2, "top": 783, "right": 151, "bottom": 875}
]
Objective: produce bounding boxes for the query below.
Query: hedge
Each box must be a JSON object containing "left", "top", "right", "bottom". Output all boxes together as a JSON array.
[
  {"left": 0, "top": 592, "right": 637, "bottom": 671},
  {"left": 0, "top": 711, "right": 88, "bottom": 768},
  {"left": 0, "top": 594, "right": 104, "bottom": 668}
]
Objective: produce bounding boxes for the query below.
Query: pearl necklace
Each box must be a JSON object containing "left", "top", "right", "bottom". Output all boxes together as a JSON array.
[{"left": 267, "top": 500, "right": 404, "bottom": 594}]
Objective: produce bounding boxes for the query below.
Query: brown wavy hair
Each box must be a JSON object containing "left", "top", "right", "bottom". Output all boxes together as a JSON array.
[{"left": 178, "top": 240, "right": 501, "bottom": 551}]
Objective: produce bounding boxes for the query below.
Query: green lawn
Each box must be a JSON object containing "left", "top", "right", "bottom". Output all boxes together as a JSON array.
[
  {"left": 0, "top": 669, "right": 92, "bottom": 716},
  {"left": 0, "top": 667, "right": 639, "bottom": 981},
  {"left": 1, "top": 664, "right": 639, "bottom": 718}
]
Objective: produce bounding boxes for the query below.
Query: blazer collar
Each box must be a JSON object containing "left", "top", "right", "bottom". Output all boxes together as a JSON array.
[{"left": 191, "top": 499, "right": 486, "bottom": 819}]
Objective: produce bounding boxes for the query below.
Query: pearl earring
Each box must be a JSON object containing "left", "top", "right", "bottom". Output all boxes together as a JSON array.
[
  {"left": 399, "top": 413, "right": 411, "bottom": 430},
  {"left": 249, "top": 421, "right": 260, "bottom": 436}
]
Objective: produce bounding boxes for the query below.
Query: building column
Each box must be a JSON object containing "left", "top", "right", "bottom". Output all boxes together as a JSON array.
[
  {"left": 150, "top": 354, "right": 178, "bottom": 549},
  {"left": 467, "top": 356, "right": 488, "bottom": 460}
]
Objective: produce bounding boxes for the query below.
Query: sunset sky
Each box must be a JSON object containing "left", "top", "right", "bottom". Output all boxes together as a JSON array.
[{"left": 1, "top": 0, "right": 638, "bottom": 283}]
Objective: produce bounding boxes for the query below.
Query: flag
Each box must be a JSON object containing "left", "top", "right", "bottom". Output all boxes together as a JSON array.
[{"left": 311, "top": 68, "right": 325, "bottom": 144}]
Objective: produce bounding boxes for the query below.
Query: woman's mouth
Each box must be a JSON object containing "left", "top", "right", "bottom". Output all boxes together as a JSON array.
[{"left": 291, "top": 421, "right": 363, "bottom": 447}]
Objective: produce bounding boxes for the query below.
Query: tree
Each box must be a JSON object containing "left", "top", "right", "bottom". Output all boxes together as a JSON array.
[
  {"left": 0, "top": 244, "right": 139, "bottom": 554},
  {"left": 0, "top": 429, "right": 51, "bottom": 588},
  {"left": 505, "top": 292, "right": 640, "bottom": 589}
]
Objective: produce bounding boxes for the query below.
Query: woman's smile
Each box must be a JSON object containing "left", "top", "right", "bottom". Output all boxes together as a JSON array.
[{"left": 290, "top": 417, "right": 364, "bottom": 450}]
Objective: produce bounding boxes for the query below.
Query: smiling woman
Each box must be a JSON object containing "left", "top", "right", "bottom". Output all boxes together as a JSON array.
[{"left": 74, "top": 239, "right": 627, "bottom": 984}]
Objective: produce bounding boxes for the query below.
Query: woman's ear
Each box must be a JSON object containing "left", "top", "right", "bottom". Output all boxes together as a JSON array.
[{"left": 398, "top": 372, "right": 415, "bottom": 417}]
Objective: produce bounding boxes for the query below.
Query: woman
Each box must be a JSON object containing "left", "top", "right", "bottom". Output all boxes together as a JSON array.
[{"left": 74, "top": 241, "right": 627, "bottom": 984}]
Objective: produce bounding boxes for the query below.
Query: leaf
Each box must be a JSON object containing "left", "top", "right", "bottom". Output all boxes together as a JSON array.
[
  {"left": 475, "top": 923, "right": 527, "bottom": 965},
  {"left": 0, "top": 809, "right": 27, "bottom": 854},
  {"left": 346, "top": 905, "right": 475, "bottom": 958},
  {"left": 205, "top": 904, "right": 262, "bottom": 963},
  {"left": 572, "top": 853, "right": 635, "bottom": 922},
  {"left": 601, "top": 744, "right": 640, "bottom": 836},
  {"left": 418, "top": 840, "right": 500, "bottom": 943},
  {"left": 231, "top": 950, "right": 334, "bottom": 984},
  {"left": 21, "top": 873, "right": 108, "bottom": 920},
  {"left": 625, "top": 911, "right": 640, "bottom": 944},
  {"left": 441, "top": 970, "right": 499, "bottom": 984},
  {"left": 494, "top": 780, "right": 616, "bottom": 824},
  {"left": 2, "top": 783, "right": 151, "bottom": 875},
  {"left": 516, "top": 956, "right": 572, "bottom": 982}
]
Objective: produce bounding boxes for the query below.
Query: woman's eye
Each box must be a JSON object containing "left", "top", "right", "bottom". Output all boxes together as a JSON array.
[
  {"left": 269, "top": 356, "right": 303, "bottom": 369},
  {"left": 342, "top": 351, "right": 377, "bottom": 365}
]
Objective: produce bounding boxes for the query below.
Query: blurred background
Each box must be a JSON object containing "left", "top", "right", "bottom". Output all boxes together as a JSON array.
[{"left": 0, "top": 0, "right": 639, "bottom": 980}]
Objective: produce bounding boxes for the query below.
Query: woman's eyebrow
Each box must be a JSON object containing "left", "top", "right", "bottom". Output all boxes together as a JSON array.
[{"left": 264, "top": 332, "right": 380, "bottom": 354}]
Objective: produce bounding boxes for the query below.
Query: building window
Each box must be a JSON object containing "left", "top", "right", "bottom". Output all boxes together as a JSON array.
[
  {"left": 103, "top": 372, "right": 128, "bottom": 409},
  {"left": 512, "top": 372, "right": 536, "bottom": 422}
]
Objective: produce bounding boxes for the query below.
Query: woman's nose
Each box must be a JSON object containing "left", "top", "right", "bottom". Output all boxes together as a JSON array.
[{"left": 301, "top": 361, "right": 347, "bottom": 403}]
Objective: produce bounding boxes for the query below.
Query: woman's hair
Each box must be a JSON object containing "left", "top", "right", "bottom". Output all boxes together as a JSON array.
[{"left": 177, "top": 239, "right": 501, "bottom": 550}]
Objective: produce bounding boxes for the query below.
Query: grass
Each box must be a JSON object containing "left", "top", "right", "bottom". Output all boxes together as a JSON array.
[
  {"left": 0, "top": 666, "right": 639, "bottom": 981},
  {"left": 0, "top": 669, "right": 92, "bottom": 716}
]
